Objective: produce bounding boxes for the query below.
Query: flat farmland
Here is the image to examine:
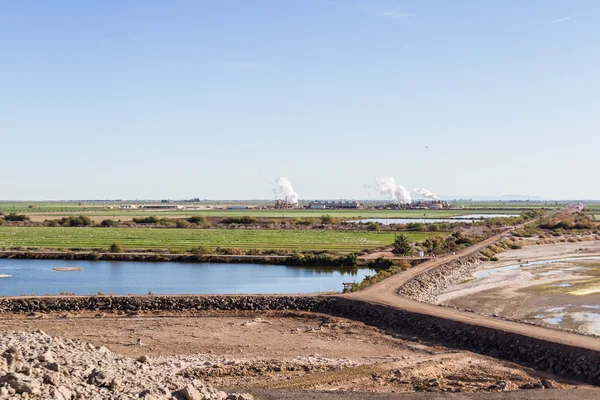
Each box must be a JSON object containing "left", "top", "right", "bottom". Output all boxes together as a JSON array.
[
  {"left": 3, "top": 208, "right": 521, "bottom": 220},
  {"left": 0, "top": 227, "right": 446, "bottom": 253}
]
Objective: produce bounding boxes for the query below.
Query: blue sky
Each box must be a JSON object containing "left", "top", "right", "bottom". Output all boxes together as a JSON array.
[{"left": 1, "top": 1, "right": 598, "bottom": 200}]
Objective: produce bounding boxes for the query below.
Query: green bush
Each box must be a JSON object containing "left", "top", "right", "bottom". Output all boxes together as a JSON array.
[
  {"left": 190, "top": 245, "right": 209, "bottom": 255},
  {"left": 4, "top": 213, "right": 30, "bottom": 222},
  {"left": 187, "top": 216, "right": 207, "bottom": 225},
  {"left": 320, "top": 214, "right": 336, "bottom": 225},
  {"left": 101, "top": 219, "right": 117, "bottom": 227},
  {"left": 109, "top": 242, "right": 124, "bottom": 253},
  {"left": 133, "top": 216, "right": 160, "bottom": 224},
  {"left": 175, "top": 220, "right": 191, "bottom": 229},
  {"left": 293, "top": 218, "right": 312, "bottom": 226},
  {"left": 367, "top": 222, "right": 380, "bottom": 231},
  {"left": 220, "top": 216, "right": 258, "bottom": 225}
]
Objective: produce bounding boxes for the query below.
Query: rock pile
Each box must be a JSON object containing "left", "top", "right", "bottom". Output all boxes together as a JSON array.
[
  {"left": 0, "top": 330, "right": 252, "bottom": 400},
  {"left": 399, "top": 254, "right": 483, "bottom": 302}
]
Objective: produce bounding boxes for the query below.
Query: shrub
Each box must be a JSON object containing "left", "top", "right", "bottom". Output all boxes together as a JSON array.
[
  {"left": 366, "top": 257, "right": 394, "bottom": 269},
  {"left": 175, "top": 220, "right": 191, "bottom": 229},
  {"left": 4, "top": 213, "right": 30, "bottom": 222},
  {"left": 132, "top": 216, "right": 160, "bottom": 224},
  {"left": 349, "top": 260, "right": 411, "bottom": 292},
  {"left": 187, "top": 215, "right": 207, "bottom": 225},
  {"left": 109, "top": 242, "right": 124, "bottom": 253},
  {"left": 405, "top": 222, "right": 424, "bottom": 230},
  {"left": 101, "top": 219, "right": 117, "bottom": 227},
  {"left": 215, "top": 247, "right": 243, "bottom": 255},
  {"left": 320, "top": 214, "right": 336, "bottom": 225},
  {"left": 367, "top": 222, "right": 380, "bottom": 231},
  {"left": 220, "top": 216, "right": 258, "bottom": 225},
  {"left": 293, "top": 218, "right": 312, "bottom": 226},
  {"left": 190, "top": 245, "right": 209, "bottom": 255},
  {"left": 427, "top": 224, "right": 441, "bottom": 232}
]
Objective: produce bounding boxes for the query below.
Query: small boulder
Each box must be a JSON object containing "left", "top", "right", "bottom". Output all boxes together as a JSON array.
[
  {"left": 45, "top": 362, "right": 60, "bottom": 372},
  {"left": 0, "top": 372, "right": 41, "bottom": 395},
  {"left": 136, "top": 355, "right": 149, "bottom": 364},
  {"left": 179, "top": 384, "right": 202, "bottom": 400}
]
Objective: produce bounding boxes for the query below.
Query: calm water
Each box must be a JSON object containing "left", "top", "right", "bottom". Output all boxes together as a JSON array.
[
  {"left": 351, "top": 214, "right": 516, "bottom": 225},
  {"left": 0, "top": 259, "right": 374, "bottom": 296}
]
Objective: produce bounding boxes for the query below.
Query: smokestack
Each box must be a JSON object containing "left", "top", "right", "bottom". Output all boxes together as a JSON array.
[
  {"left": 375, "top": 176, "right": 412, "bottom": 204},
  {"left": 272, "top": 176, "right": 299, "bottom": 204},
  {"left": 413, "top": 188, "right": 439, "bottom": 201}
]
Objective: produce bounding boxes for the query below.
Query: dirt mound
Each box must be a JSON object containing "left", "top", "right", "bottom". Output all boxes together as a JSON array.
[{"left": 0, "top": 330, "right": 251, "bottom": 400}]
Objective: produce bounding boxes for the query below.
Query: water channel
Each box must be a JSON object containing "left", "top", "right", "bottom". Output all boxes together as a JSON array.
[{"left": 0, "top": 259, "right": 375, "bottom": 296}]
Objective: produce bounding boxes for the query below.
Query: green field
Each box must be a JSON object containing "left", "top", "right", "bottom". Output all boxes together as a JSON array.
[
  {"left": 0, "top": 206, "right": 522, "bottom": 220},
  {"left": 0, "top": 227, "right": 446, "bottom": 253}
]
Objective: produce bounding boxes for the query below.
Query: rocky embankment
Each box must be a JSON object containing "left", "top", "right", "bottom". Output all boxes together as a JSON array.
[
  {"left": 0, "top": 296, "right": 325, "bottom": 314},
  {"left": 0, "top": 330, "right": 252, "bottom": 400},
  {"left": 399, "top": 254, "right": 483, "bottom": 302}
]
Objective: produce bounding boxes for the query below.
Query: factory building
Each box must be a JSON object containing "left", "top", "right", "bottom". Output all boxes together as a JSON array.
[
  {"left": 309, "top": 201, "right": 360, "bottom": 209},
  {"left": 140, "top": 205, "right": 184, "bottom": 210}
]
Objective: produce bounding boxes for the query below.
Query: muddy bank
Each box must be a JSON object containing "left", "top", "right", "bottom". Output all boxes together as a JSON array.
[{"left": 1, "top": 295, "right": 600, "bottom": 386}]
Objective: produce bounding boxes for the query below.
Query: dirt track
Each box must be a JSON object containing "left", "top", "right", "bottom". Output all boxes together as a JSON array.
[{"left": 245, "top": 388, "right": 600, "bottom": 400}]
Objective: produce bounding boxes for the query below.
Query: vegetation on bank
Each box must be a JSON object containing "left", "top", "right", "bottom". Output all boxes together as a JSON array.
[
  {"left": 346, "top": 259, "right": 412, "bottom": 292},
  {"left": 512, "top": 212, "right": 599, "bottom": 238},
  {"left": 0, "top": 248, "right": 361, "bottom": 267}
]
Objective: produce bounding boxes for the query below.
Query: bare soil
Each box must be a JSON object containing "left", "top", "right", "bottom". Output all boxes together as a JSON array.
[{"left": 0, "top": 310, "right": 582, "bottom": 394}]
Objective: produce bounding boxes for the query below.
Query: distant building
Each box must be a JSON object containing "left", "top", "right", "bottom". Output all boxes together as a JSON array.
[
  {"left": 428, "top": 203, "right": 444, "bottom": 210},
  {"left": 140, "top": 205, "right": 184, "bottom": 210},
  {"left": 309, "top": 201, "right": 360, "bottom": 209},
  {"left": 120, "top": 205, "right": 137, "bottom": 209}
]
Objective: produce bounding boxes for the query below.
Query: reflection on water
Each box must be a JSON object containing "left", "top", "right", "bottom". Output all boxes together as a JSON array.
[{"left": 0, "top": 259, "right": 374, "bottom": 296}]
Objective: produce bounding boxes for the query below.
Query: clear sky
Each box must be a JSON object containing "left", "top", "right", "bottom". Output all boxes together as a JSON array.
[{"left": 1, "top": 1, "right": 598, "bottom": 200}]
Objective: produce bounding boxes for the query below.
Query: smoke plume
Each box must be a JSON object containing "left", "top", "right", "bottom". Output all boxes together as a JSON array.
[
  {"left": 375, "top": 176, "right": 412, "bottom": 204},
  {"left": 272, "top": 176, "right": 299, "bottom": 204},
  {"left": 413, "top": 188, "right": 439, "bottom": 200}
]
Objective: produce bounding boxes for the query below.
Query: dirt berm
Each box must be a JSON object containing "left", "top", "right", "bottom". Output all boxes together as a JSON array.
[{"left": 2, "top": 294, "right": 600, "bottom": 386}]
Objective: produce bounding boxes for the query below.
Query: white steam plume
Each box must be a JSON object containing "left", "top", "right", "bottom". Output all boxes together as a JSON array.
[
  {"left": 375, "top": 176, "right": 412, "bottom": 204},
  {"left": 413, "top": 188, "right": 439, "bottom": 200},
  {"left": 272, "top": 176, "right": 299, "bottom": 204}
]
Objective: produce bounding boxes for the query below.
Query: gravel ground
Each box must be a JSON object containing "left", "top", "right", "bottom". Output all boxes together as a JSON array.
[
  {"left": 0, "top": 330, "right": 251, "bottom": 399},
  {"left": 0, "top": 311, "right": 585, "bottom": 394}
]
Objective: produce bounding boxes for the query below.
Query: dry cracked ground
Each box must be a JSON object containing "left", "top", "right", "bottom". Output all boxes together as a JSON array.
[{"left": 0, "top": 310, "right": 593, "bottom": 399}]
